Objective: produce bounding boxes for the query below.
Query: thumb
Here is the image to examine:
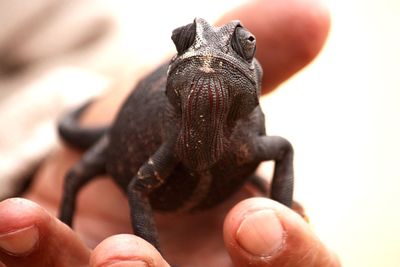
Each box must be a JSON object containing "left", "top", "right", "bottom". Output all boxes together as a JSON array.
[
  {"left": 0, "top": 198, "right": 90, "bottom": 267},
  {"left": 223, "top": 198, "right": 340, "bottom": 267}
]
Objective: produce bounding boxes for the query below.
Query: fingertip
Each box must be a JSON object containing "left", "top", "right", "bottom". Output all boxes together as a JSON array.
[
  {"left": 90, "top": 234, "right": 169, "bottom": 267},
  {"left": 284, "top": 0, "right": 332, "bottom": 66},
  {"left": 0, "top": 198, "right": 48, "bottom": 257},
  {"left": 0, "top": 198, "right": 90, "bottom": 267},
  {"left": 224, "top": 198, "right": 339, "bottom": 267},
  {"left": 223, "top": 198, "right": 287, "bottom": 266},
  {"left": 0, "top": 198, "right": 50, "bottom": 227}
]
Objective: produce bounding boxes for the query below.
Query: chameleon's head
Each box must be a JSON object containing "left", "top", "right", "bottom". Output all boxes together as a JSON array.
[{"left": 166, "top": 18, "right": 263, "bottom": 171}]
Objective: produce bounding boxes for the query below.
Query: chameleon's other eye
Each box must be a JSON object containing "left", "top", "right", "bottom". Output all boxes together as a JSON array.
[
  {"left": 171, "top": 22, "right": 196, "bottom": 55},
  {"left": 231, "top": 26, "right": 256, "bottom": 63}
]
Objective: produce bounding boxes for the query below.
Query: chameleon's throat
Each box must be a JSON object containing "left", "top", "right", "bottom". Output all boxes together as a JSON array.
[{"left": 177, "top": 75, "right": 228, "bottom": 171}]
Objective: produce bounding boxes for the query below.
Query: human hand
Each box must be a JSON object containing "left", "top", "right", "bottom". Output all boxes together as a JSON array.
[
  {"left": 0, "top": 197, "right": 339, "bottom": 267},
  {"left": 0, "top": 0, "right": 335, "bottom": 266}
]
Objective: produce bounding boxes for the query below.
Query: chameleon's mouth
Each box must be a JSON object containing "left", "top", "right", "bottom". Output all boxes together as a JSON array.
[{"left": 177, "top": 75, "right": 228, "bottom": 170}]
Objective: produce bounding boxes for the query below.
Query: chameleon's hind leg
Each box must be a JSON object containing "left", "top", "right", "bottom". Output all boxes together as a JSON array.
[
  {"left": 59, "top": 136, "right": 109, "bottom": 226},
  {"left": 253, "top": 135, "right": 294, "bottom": 207}
]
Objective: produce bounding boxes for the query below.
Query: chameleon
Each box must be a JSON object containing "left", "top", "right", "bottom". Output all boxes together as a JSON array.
[{"left": 58, "top": 18, "right": 294, "bottom": 255}]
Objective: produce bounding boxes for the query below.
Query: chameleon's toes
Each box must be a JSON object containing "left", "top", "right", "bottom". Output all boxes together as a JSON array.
[{"left": 292, "top": 200, "right": 309, "bottom": 222}]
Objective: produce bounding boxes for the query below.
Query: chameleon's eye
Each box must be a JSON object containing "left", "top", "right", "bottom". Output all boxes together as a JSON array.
[
  {"left": 231, "top": 26, "right": 256, "bottom": 63},
  {"left": 171, "top": 22, "right": 196, "bottom": 55}
]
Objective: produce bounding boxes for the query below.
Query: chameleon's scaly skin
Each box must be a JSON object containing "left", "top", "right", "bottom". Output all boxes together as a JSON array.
[{"left": 59, "top": 18, "right": 294, "bottom": 253}]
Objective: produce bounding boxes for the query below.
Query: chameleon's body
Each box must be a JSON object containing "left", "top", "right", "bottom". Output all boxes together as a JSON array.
[
  {"left": 59, "top": 18, "right": 294, "bottom": 253},
  {"left": 108, "top": 63, "right": 263, "bottom": 212}
]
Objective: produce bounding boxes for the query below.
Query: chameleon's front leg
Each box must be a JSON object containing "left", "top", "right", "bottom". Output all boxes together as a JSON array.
[
  {"left": 253, "top": 136, "right": 294, "bottom": 207},
  {"left": 127, "top": 143, "right": 177, "bottom": 252}
]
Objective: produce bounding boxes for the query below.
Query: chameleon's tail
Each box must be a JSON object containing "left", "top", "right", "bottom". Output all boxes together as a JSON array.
[{"left": 58, "top": 100, "right": 109, "bottom": 150}]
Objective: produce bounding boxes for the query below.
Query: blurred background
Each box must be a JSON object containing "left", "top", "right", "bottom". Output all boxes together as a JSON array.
[{"left": 0, "top": 0, "right": 399, "bottom": 266}]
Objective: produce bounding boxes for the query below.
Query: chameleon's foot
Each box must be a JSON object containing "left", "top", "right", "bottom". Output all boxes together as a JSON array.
[
  {"left": 247, "top": 174, "right": 308, "bottom": 222},
  {"left": 292, "top": 200, "right": 309, "bottom": 222}
]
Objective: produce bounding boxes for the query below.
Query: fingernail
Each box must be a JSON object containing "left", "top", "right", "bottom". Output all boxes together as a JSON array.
[
  {"left": 0, "top": 225, "right": 39, "bottom": 256},
  {"left": 105, "top": 260, "right": 149, "bottom": 267},
  {"left": 236, "top": 209, "right": 284, "bottom": 257}
]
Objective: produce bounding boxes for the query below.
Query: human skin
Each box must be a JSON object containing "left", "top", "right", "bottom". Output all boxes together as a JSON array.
[{"left": 0, "top": 0, "right": 339, "bottom": 266}]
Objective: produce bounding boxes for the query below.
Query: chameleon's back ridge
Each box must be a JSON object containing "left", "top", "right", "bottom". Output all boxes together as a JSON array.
[{"left": 58, "top": 18, "right": 295, "bottom": 262}]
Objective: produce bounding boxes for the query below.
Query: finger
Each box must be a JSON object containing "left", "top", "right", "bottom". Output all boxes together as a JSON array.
[
  {"left": 217, "top": 0, "right": 331, "bottom": 94},
  {"left": 90, "top": 234, "right": 169, "bottom": 267},
  {"left": 0, "top": 198, "right": 90, "bottom": 267},
  {"left": 223, "top": 198, "right": 340, "bottom": 267}
]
